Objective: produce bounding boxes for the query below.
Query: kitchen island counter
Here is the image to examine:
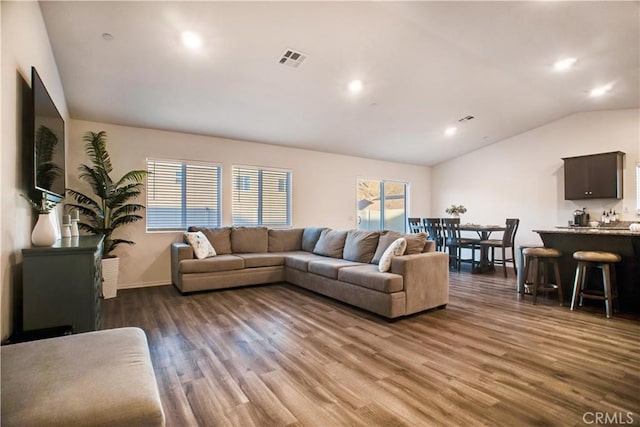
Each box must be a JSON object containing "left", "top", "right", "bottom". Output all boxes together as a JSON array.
[
  {"left": 533, "top": 229, "right": 640, "bottom": 313},
  {"left": 546, "top": 227, "right": 640, "bottom": 237}
]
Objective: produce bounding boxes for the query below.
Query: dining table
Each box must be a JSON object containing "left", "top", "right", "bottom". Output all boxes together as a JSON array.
[{"left": 458, "top": 224, "right": 506, "bottom": 273}]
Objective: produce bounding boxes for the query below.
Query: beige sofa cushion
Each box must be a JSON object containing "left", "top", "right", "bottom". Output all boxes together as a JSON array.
[
  {"left": 404, "top": 232, "right": 428, "bottom": 255},
  {"left": 236, "top": 253, "right": 286, "bottom": 268},
  {"left": 371, "top": 230, "right": 403, "bottom": 264},
  {"left": 338, "top": 264, "right": 404, "bottom": 293},
  {"left": 231, "top": 227, "right": 268, "bottom": 253},
  {"left": 343, "top": 230, "right": 380, "bottom": 263},
  {"left": 180, "top": 254, "right": 244, "bottom": 273},
  {"left": 313, "top": 229, "right": 348, "bottom": 258},
  {"left": 1, "top": 327, "right": 165, "bottom": 427},
  {"left": 301, "top": 227, "right": 325, "bottom": 252},
  {"left": 308, "top": 258, "right": 362, "bottom": 279},
  {"left": 268, "top": 228, "right": 303, "bottom": 252},
  {"left": 188, "top": 226, "right": 232, "bottom": 255},
  {"left": 284, "top": 252, "right": 328, "bottom": 272}
]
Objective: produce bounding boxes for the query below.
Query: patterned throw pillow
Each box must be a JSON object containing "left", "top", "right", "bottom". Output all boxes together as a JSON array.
[
  {"left": 184, "top": 231, "right": 217, "bottom": 259},
  {"left": 378, "top": 237, "right": 407, "bottom": 273}
]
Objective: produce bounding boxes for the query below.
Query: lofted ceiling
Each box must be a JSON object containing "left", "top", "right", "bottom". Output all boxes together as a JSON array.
[{"left": 40, "top": 1, "right": 640, "bottom": 166}]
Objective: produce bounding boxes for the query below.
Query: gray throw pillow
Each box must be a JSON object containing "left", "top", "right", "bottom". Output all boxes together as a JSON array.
[
  {"left": 231, "top": 227, "right": 268, "bottom": 253},
  {"left": 371, "top": 230, "right": 403, "bottom": 264},
  {"left": 313, "top": 229, "right": 348, "bottom": 258},
  {"left": 188, "top": 226, "right": 232, "bottom": 254},
  {"left": 343, "top": 230, "right": 380, "bottom": 263},
  {"left": 301, "top": 227, "right": 326, "bottom": 252},
  {"left": 404, "top": 232, "right": 428, "bottom": 255},
  {"left": 268, "top": 228, "right": 304, "bottom": 252}
]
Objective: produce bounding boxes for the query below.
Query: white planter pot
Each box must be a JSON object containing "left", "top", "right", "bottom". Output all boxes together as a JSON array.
[
  {"left": 102, "top": 257, "right": 120, "bottom": 299},
  {"left": 32, "top": 213, "right": 57, "bottom": 246},
  {"left": 450, "top": 212, "right": 460, "bottom": 218}
]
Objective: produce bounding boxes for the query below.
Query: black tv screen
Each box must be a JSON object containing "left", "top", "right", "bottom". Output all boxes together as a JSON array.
[{"left": 32, "top": 66, "right": 65, "bottom": 199}]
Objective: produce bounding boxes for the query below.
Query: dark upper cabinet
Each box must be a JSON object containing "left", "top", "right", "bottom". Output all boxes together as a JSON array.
[{"left": 562, "top": 151, "right": 624, "bottom": 200}]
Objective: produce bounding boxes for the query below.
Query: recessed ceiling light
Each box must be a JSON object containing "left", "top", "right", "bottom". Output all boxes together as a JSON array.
[
  {"left": 590, "top": 85, "right": 611, "bottom": 97},
  {"left": 444, "top": 127, "right": 457, "bottom": 136},
  {"left": 553, "top": 57, "right": 577, "bottom": 71},
  {"left": 181, "top": 31, "right": 202, "bottom": 49},
  {"left": 348, "top": 80, "right": 363, "bottom": 93},
  {"left": 102, "top": 33, "right": 113, "bottom": 41}
]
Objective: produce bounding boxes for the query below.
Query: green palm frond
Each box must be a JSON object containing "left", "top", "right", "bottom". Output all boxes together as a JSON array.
[
  {"left": 67, "top": 131, "right": 146, "bottom": 257},
  {"left": 106, "top": 238, "right": 135, "bottom": 255},
  {"left": 78, "top": 165, "right": 110, "bottom": 200},
  {"left": 111, "top": 213, "right": 143, "bottom": 227},
  {"left": 83, "top": 131, "right": 113, "bottom": 175},
  {"left": 66, "top": 189, "right": 101, "bottom": 212},
  {"left": 114, "top": 170, "right": 147, "bottom": 187},
  {"left": 111, "top": 204, "right": 145, "bottom": 221}
]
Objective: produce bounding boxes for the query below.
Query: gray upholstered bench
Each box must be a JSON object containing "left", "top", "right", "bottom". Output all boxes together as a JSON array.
[{"left": 1, "top": 327, "right": 165, "bottom": 427}]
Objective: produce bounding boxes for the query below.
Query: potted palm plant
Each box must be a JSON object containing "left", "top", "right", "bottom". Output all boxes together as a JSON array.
[{"left": 66, "top": 131, "right": 147, "bottom": 298}]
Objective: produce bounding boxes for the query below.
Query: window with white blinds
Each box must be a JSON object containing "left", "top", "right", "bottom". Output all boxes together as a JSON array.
[
  {"left": 146, "top": 159, "right": 221, "bottom": 231},
  {"left": 232, "top": 166, "right": 292, "bottom": 227}
]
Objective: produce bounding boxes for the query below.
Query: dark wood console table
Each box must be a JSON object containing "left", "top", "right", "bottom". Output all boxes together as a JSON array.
[
  {"left": 22, "top": 236, "right": 104, "bottom": 333},
  {"left": 534, "top": 228, "right": 640, "bottom": 312}
]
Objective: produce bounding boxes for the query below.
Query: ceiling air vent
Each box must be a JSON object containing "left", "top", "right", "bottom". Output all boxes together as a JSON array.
[
  {"left": 278, "top": 49, "right": 307, "bottom": 68},
  {"left": 458, "top": 115, "right": 475, "bottom": 122}
]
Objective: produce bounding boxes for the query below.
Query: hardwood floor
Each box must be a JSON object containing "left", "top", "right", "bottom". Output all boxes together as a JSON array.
[{"left": 103, "top": 270, "right": 640, "bottom": 426}]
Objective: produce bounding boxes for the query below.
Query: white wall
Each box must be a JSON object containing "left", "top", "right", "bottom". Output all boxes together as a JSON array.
[
  {"left": 68, "top": 119, "right": 432, "bottom": 289},
  {"left": 432, "top": 109, "right": 640, "bottom": 249},
  {"left": 1, "top": 1, "right": 69, "bottom": 340}
]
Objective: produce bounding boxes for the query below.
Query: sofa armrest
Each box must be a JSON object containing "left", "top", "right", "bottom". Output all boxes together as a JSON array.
[
  {"left": 171, "top": 243, "right": 194, "bottom": 287},
  {"left": 391, "top": 252, "right": 449, "bottom": 315}
]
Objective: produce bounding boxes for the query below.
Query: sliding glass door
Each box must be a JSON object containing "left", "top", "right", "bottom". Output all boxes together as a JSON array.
[{"left": 357, "top": 179, "right": 407, "bottom": 232}]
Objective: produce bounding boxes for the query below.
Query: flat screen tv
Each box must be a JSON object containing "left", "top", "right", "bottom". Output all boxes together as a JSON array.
[{"left": 31, "top": 66, "right": 65, "bottom": 200}]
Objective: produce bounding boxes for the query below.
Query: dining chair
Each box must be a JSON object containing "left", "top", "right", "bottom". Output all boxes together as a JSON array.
[
  {"left": 480, "top": 218, "right": 520, "bottom": 277},
  {"left": 422, "top": 218, "right": 443, "bottom": 251},
  {"left": 407, "top": 217, "right": 424, "bottom": 234},
  {"left": 442, "top": 218, "right": 479, "bottom": 271}
]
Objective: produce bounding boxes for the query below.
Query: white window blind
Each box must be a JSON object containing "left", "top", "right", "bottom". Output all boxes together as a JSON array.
[
  {"left": 232, "top": 166, "right": 291, "bottom": 226},
  {"left": 146, "top": 159, "right": 221, "bottom": 231}
]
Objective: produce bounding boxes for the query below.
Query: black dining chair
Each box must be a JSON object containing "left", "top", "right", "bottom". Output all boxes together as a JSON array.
[
  {"left": 480, "top": 218, "right": 520, "bottom": 277},
  {"left": 442, "top": 218, "right": 479, "bottom": 271},
  {"left": 422, "top": 218, "right": 443, "bottom": 251},
  {"left": 407, "top": 217, "right": 424, "bottom": 234}
]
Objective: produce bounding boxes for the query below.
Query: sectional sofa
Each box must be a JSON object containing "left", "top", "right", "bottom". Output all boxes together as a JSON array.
[{"left": 171, "top": 227, "right": 449, "bottom": 319}]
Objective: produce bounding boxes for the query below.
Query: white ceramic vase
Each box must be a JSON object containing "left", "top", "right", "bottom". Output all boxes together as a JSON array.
[
  {"left": 451, "top": 212, "right": 460, "bottom": 218},
  {"left": 31, "top": 213, "right": 57, "bottom": 246},
  {"left": 102, "top": 257, "right": 120, "bottom": 299}
]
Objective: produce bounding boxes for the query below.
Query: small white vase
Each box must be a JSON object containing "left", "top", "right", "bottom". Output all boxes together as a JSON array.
[
  {"left": 31, "top": 213, "right": 57, "bottom": 246},
  {"left": 451, "top": 212, "right": 460, "bottom": 218}
]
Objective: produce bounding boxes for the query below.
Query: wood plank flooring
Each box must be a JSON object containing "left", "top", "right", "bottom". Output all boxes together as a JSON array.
[{"left": 103, "top": 270, "right": 640, "bottom": 426}]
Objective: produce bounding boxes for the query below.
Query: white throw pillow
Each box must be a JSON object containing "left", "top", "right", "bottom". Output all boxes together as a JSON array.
[
  {"left": 184, "top": 231, "right": 217, "bottom": 259},
  {"left": 378, "top": 237, "right": 407, "bottom": 272}
]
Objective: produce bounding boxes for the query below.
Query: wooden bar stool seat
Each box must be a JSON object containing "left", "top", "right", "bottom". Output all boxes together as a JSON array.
[
  {"left": 521, "top": 247, "right": 563, "bottom": 305},
  {"left": 571, "top": 251, "right": 621, "bottom": 318}
]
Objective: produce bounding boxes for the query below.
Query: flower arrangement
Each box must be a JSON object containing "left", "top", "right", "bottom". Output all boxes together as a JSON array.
[
  {"left": 21, "top": 193, "right": 60, "bottom": 214},
  {"left": 445, "top": 204, "right": 467, "bottom": 215}
]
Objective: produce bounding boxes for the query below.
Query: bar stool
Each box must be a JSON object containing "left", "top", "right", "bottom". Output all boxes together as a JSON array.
[
  {"left": 521, "top": 247, "right": 563, "bottom": 305},
  {"left": 571, "top": 251, "right": 621, "bottom": 318}
]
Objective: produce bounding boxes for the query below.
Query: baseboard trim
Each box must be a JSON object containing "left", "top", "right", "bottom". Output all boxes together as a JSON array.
[{"left": 118, "top": 281, "right": 172, "bottom": 290}]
